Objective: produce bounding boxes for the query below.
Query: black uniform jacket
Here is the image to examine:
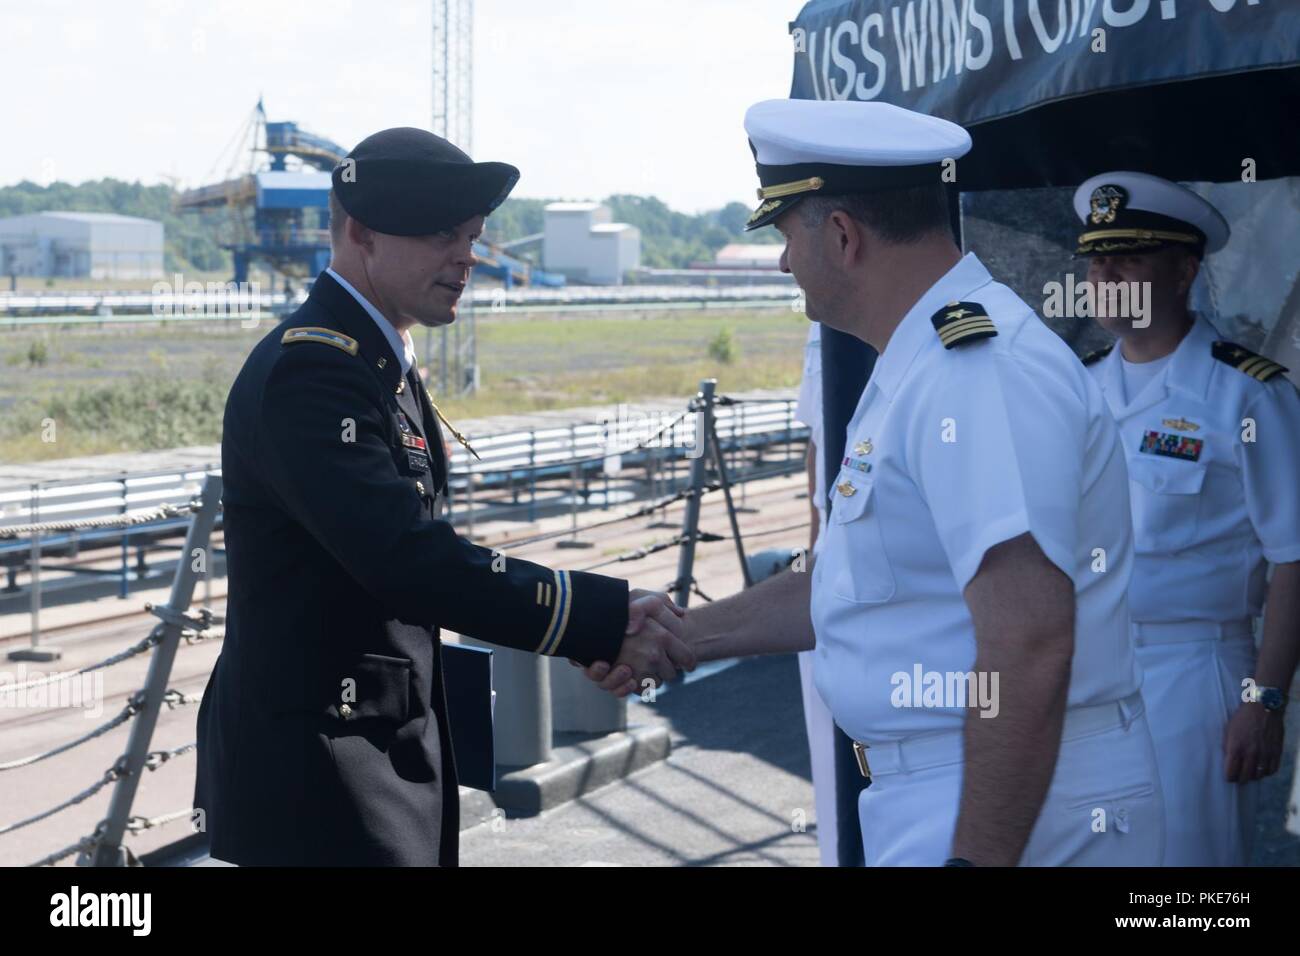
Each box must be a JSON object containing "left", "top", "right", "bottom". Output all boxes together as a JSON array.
[{"left": 195, "top": 271, "right": 628, "bottom": 866}]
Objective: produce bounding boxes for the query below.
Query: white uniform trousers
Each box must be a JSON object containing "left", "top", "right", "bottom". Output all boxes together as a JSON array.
[
  {"left": 856, "top": 691, "right": 1165, "bottom": 866},
  {"left": 1134, "top": 620, "right": 1258, "bottom": 866},
  {"left": 798, "top": 650, "right": 840, "bottom": 866}
]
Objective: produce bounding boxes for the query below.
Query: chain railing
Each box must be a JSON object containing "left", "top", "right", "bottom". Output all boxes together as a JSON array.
[
  {"left": 1, "top": 384, "right": 809, "bottom": 866},
  {"left": 0, "top": 475, "right": 223, "bottom": 866}
]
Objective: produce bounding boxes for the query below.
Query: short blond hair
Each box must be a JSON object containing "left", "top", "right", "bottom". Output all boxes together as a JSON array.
[{"left": 328, "top": 189, "right": 348, "bottom": 246}]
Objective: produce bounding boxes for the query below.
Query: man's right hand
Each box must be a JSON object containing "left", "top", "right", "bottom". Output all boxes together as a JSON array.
[{"left": 578, "top": 589, "right": 696, "bottom": 697}]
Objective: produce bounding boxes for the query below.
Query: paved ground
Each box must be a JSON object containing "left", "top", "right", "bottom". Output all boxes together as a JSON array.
[{"left": 460, "top": 653, "right": 820, "bottom": 867}]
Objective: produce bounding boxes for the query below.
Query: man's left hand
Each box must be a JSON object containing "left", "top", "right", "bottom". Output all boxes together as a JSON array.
[{"left": 1223, "top": 701, "right": 1285, "bottom": 782}]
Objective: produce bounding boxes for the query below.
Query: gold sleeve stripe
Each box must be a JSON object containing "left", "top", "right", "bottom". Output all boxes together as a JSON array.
[
  {"left": 549, "top": 572, "right": 574, "bottom": 657},
  {"left": 536, "top": 570, "right": 572, "bottom": 656},
  {"left": 1239, "top": 356, "right": 1279, "bottom": 380},
  {"left": 937, "top": 317, "right": 995, "bottom": 342}
]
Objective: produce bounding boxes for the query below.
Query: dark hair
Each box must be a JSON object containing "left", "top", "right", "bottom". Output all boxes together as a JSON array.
[
  {"left": 328, "top": 189, "right": 347, "bottom": 244},
  {"left": 798, "top": 183, "right": 951, "bottom": 244}
]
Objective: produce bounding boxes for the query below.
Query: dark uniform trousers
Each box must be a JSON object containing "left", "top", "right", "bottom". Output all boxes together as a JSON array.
[{"left": 195, "top": 271, "right": 628, "bottom": 866}]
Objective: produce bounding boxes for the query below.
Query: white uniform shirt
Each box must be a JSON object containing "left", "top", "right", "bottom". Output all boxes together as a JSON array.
[
  {"left": 811, "top": 253, "right": 1140, "bottom": 742},
  {"left": 794, "top": 322, "right": 829, "bottom": 542},
  {"left": 1087, "top": 314, "right": 1300, "bottom": 624},
  {"left": 325, "top": 267, "right": 418, "bottom": 375}
]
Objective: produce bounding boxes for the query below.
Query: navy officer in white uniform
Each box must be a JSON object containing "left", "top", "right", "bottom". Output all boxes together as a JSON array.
[
  {"left": 1075, "top": 171, "right": 1300, "bottom": 866},
  {"left": 585, "top": 100, "right": 1164, "bottom": 866}
]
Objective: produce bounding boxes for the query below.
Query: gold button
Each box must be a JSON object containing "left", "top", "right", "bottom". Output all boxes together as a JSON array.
[
  {"left": 416, "top": 480, "right": 426, "bottom": 497},
  {"left": 854, "top": 439, "right": 873, "bottom": 456},
  {"left": 339, "top": 703, "right": 353, "bottom": 718},
  {"left": 396, "top": 379, "right": 406, "bottom": 394},
  {"left": 836, "top": 481, "right": 856, "bottom": 497}
]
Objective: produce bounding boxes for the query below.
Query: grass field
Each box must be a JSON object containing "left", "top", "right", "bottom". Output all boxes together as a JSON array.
[{"left": 0, "top": 306, "right": 809, "bottom": 462}]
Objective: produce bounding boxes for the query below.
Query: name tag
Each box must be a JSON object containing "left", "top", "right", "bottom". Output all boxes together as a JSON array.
[{"left": 1139, "top": 429, "right": 1203, "bottom": 462}]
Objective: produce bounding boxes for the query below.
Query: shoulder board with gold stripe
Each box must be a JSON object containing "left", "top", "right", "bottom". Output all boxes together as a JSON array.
[
  {"left": 1081, "top": 344, "right": 1114, "bottom": 366},
  {"left": 931, "top": 301, "right": 996, "bottom": 350},
  {"left": 281, "top": 326, "right": 359, "bottom": 355},
  {"left": 1211, "top": 340, "right": 1288, "bottom": 382}
]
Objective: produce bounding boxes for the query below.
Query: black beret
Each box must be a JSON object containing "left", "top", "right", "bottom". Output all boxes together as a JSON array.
[{"left": 330, "top": 127, "right": 519, "bottom": 236}]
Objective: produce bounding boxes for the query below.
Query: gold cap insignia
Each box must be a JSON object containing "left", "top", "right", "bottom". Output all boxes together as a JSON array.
[{"left": 1089, "top": 184, "right": 1128, "bottom": 225}]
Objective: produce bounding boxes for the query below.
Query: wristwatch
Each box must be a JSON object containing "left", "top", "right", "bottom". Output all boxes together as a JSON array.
[{"left": 1252, "top": 686, "right": 1286, "bottom": 712}]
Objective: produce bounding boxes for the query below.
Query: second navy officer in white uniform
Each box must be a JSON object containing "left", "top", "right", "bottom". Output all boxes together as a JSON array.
[
  {"left": 1075, "top": 171, "right": 1300, "bottom": 866},
  {"left": 584, "top": 99, "right": 1166, "bottom": 866}
]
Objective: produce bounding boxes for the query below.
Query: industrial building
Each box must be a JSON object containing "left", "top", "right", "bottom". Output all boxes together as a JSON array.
[
  {"left": 0, "top": 211, "right": 164, "bottom": 280},
  {"left": 542, "top": 202, "right": 640, "bottom": 285}
]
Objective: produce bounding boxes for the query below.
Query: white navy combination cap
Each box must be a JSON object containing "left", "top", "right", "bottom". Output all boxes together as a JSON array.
[
  {"left": 1072, "top": 171, "right": 1230, "bottom": 257},
  {"left": 743, "top": 99, "right": 972, "bottom": 231}
]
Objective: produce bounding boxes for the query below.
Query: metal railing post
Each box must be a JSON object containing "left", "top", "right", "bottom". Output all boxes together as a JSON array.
[
  {"left": 29, "top": 485, "right": 39, "bottom": 648},
  {"left": 119, "top": 477, "right": 129, "bottom": 599},
  {"left": 739, "top": 403, "right": 751, "bottom": 510},
  {"left": 9, "top": 483, "right": 60, "bottom": 662},
  {"left": 86, "top": 475, "right": 222, "bottom": 866},
  {"left": 673, "top": 380, "right": 715, "bottom": 608},
  {"left": 557, "top": 462, "right": 592, "bottom": 550},
  {"left": 527, "top": 429, "right": 537, "bottom": 523}
]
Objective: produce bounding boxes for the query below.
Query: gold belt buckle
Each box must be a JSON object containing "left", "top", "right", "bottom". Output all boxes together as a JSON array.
[{"left": 852, "top": 740, "right": 872, "bottom": 783}]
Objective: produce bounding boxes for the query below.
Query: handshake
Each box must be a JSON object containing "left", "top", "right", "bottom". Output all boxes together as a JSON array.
[{"left": 572, "top": 589, "right": 699, "bottom": 697}]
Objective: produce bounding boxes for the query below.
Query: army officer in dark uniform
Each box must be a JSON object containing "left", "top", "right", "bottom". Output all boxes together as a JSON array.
[{"left": 195, "top": 128, "right": 693, "bottom": 866}]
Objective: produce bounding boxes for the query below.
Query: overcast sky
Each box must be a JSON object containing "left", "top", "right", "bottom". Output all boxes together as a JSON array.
[{"left": 0, "top": 0, "right": 800, "bottom": 212}]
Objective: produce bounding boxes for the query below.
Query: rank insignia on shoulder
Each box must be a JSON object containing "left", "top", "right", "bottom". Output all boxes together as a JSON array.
[
  {"left": 931, "top": 301, "right": 996, "bottom": 349},
  {"left": 281, "top": 326, "right": 359, "bottom": 356},
  {"left": 1081, "top": 344, "right": 1114, "bottom": 366},
  {"left": 1211, "top": 341, "right": 1289, "bottom": 382}
]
